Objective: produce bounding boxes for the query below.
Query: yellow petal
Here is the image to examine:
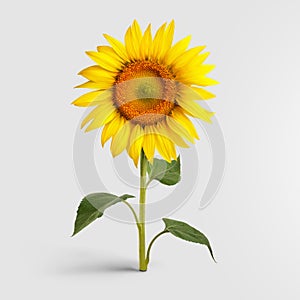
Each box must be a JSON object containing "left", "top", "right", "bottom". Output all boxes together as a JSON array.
[
  {"left": 75, "top": 80, "right": 112, "bottom": 90},
  {"left": 172, "top": 46, "right": 206, "bottom": 71},
  {"left": 177, "top": 98, "right": 215, "bottom": 123},
  {"left": 86, "top": 51, "right": 122, "bottom": 72},
  {"left": 78, "top": 65, "right": 116, "bottom": 82},
  {"left": 167, "top": 140, "right": 177, "bottom": 160},
  {"left": 158, "top": 20, "right": 175, "bottom": 61},
  {"left": 73, "top": 89, "right": 113, "bottom": 107},
  {"left": 85, "top": 110, "right": 117, "bottom": 132},
  {"left": 132, "top": 20, "right": 143, "bottom": 41},
  {"left": 96, "top": 46, "right": 123, "bottom": 63},
  {"left": 74, "top": 81, "right": 111, "bottom": 90},
  {"left": 103, "top": 34, "right": 129, "bottom": 62},
  {"left": 191, "top": 87, "right": 216, "bottom": 100},
  {"left": 142, "top": 125, "right": 155, "bottom": 163},
  {"left": 152, "top": 22, "right": 167, "bottom": 60},
  {"left": 81, "top": 99, "right": 115, "bottom": 129},
  {"left": 192, "top": 52, "right": 210, "bottom": 65},
  {"left": 129, "top": 20, "right": 143, "bottom": 60},
  {"left": 125, "top": 26, "right": 136, "bottom": 60},
  {"left": 171, "top": 107, "right": 199, "bottom": 139},
  {"left": 178, "top": 83, "right": 202, "bottom": 101},
  {"left": 164, "top": 20, "right": 175, "bottom": 47},
  {"left": 140, "top": 24, "right": 153, "bottom": 60},
  {"left": 157, "top": 121, "right": 189, "bottom": 148},
  {"left": 166, "top": 116, "right": 195, "bottom": 143},
  {"left": 128, "top": 124, "right": 144, "bottom": 166},
  {"left": 110, "top": 121, "right": 132, "bottom": 157},
  {"left": 178, "top": 71, "right": 219, "bottom": 86},
  {"left": 178, "top": 83, "right": 216, "bottom": 102},
  {"left": 198, "top": 64, "right": 215, "bottom": 75},
  {"left": 153, "top": 127, "right": 174, "bottom": 162},
  {"left": 164, "top": 35, "right": 191, "bottom": 66},
  {"left": 177, "top": 65, "right": 215, "bottom": 81},
  {"left": 190, "top": 77, "right": 219, "bottom": 87},
  {"left": 101, "top": 114, "right": 125, "bottom": 146},
  {"left": 72, "top": 90, "right": 103, "bottom": 107}
]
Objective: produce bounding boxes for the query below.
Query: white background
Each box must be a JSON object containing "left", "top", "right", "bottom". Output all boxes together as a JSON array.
[{"left": 1, "top": 0, "right": 300, "bottom": 299}]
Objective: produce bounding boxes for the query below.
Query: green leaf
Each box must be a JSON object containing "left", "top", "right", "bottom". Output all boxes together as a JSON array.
[
  {"left": 163, "top": 218, "right": 215, "bottom": 262},
  {"left": 147, "top": 156, "right": 181, "bottom": 186},
  {"left": 72, "top": 193, "right": 134, "bottom": 236}
]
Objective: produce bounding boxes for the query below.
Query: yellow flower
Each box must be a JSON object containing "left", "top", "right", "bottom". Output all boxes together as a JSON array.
[{"left": 72, "top": 20, "right": 218, "bottom": 166}]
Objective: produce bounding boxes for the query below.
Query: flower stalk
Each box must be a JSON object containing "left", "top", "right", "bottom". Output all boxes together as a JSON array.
[{"left": 138, "top": 149, "right": 148, "bottom": 271}]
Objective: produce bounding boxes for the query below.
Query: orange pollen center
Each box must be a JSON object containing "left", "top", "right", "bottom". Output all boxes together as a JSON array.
[{"left": 113, "top": 61, "right": 177, "bottom": 125}]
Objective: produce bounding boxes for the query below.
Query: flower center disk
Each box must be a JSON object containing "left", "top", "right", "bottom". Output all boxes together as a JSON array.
[{"left": 113, "top": 61, "right": 177, "bottom": 125}]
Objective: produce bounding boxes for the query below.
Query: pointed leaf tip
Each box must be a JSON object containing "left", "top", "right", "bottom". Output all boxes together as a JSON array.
[
  {"left": 72, "top": 193, "right": 134, "bottom": 236},
  {"left": 162, "top": 218, "right": 216, "bottom": 262}
]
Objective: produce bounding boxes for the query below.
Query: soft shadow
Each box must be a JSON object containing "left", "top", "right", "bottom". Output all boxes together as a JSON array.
[
  {"left": 48, "top": 248, "right": 139, "bottom": 275},
  {"left": 57, "top": 261, "right": 138, "bottom": 275}
]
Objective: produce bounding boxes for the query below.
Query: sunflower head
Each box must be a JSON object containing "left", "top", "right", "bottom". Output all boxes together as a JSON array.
[{"left": 73, "top": 20, "right": 218, "bottom": 166}]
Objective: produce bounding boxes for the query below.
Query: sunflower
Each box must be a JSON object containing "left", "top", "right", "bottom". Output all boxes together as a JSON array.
[{"left": 72, "top": 20, "right": 218, "bottom": 165}]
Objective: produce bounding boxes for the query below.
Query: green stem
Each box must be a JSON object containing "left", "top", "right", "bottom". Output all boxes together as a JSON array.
[
  {"left": 145, "top": 230, "right": 168, "bottom": 265},
  {"left": 122, "top": 201, "right": 140, "bottom": 230},
  {"left": 138, "top": 149, "right": 148, "bottom": 271}
]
